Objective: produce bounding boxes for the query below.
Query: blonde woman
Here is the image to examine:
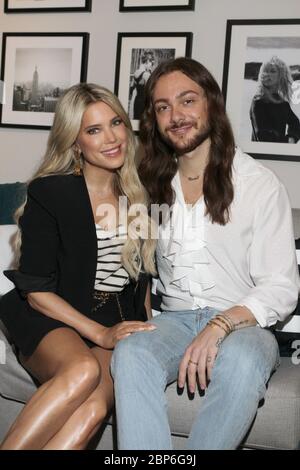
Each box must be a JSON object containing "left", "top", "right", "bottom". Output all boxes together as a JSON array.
[
  {"left": 250, "top": 56, "right": 300, "bottom": 143},
  {"left": 0, "top": 83, "right": 156, "bottom": 450}
]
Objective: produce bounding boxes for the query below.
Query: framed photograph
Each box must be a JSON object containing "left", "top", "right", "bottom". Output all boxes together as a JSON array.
[
  {"left": 120, "top": 0, "right": 194, "bottom": 11},
  {"left": 114, "top": 32, "right": 193, "bottom": 131},
  {"left": 0, "top": 33, "right": 89, "bottom": 130},
  {"left": 222, "top": 19, "right": 300, "bottom": 162},
  {"left": 4, "top": 0, "right": 92, "bottom": 13}
]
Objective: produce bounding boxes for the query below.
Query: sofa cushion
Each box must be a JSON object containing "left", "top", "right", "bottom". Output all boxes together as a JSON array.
[
  {"left": 0, "top": 182, "right": 26, "bottom": 225},
  {"left": 0, "top": 225, "right": 18, "bottom": 296},
  {"left": 0, "top": 328, "right": 36, "bottom": 402},
  {"left": 275, "top": 239, "right": 300, "bottom": 356},
  {"left": 243, "top": 357, "right": 300, "bottom": 450}
]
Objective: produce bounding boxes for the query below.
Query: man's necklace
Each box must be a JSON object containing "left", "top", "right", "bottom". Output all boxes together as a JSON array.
[{"left": 179, "top": 169, "right": 201, "bottom": 181}]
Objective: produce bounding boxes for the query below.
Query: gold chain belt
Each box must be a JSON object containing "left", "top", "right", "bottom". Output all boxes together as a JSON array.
[{"left": 92, "top": 290, "right": 125, "bottom": 321}]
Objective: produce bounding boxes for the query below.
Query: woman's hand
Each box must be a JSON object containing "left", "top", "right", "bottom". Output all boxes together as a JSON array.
[
  {"left": 94, "top": 321, "right": 156, "bottom": 350},
  {"left": 178, "top": 323, "right": 226, "bottom": 393}
]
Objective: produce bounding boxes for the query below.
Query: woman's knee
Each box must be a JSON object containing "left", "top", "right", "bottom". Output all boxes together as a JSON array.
[{"left": 56, "top": 354, "right": 101, "bottom": 402}]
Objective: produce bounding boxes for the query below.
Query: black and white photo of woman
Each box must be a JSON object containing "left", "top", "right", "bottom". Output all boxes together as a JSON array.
[{"left": 250, "top": 56, "right": 300, "bottom": 143}]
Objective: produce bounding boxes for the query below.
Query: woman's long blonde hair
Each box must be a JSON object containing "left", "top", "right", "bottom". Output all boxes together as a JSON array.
[
  {"left": 256, "top": 56, "right": 293, "bottom": 102},
  {"left": 15, "top": 83, "right": 156, "bottom": 279}
]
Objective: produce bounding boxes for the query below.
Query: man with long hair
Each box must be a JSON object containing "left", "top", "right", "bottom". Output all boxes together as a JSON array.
[{"left": 111, "top": 58, "right": 299, "bottom": 449}]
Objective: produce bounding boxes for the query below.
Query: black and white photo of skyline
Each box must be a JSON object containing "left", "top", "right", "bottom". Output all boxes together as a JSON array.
[{"left": 13, "top": 48, "right": 72, "bottom": 113}]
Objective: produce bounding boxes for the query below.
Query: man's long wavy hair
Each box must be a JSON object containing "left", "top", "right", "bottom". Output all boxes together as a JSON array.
[
  {"left": 139, "top": 57, "right": 236, "bottom": 225},
  {"left": 15, "top": 83, "right": 156, "bottom": 280}
]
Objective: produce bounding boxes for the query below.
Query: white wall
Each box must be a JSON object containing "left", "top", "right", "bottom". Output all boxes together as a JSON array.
[{"left": 0, "top": 0, "right": 299, "bottom": 206}]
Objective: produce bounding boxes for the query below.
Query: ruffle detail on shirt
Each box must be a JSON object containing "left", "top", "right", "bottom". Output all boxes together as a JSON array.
[{"left": 162, "top": 213, "right": 215, "bottom": 298}]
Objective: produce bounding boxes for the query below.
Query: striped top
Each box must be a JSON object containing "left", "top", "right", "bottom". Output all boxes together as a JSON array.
[{"left": 94, "top": 224, "right": 129, "bottom": 292}]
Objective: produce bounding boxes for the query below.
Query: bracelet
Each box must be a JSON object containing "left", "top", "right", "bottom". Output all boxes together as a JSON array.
[
  {"left": 213, "top": 317, "right": 232, "bottom": 335},
  {"left": 207, "top": 319, "right": 229, "bottom": 336},
  {"left": 221, "top": 313, "right": 235, "bottom": 331},
  {"left": 214, "top": 314, "right": 234, "bottom": 333}
]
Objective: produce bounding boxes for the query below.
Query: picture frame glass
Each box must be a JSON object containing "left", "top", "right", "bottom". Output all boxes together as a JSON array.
[
  {"left": 1, "top": 34, "right": 88, "bottom": 129},
  {"left": 223, "top": 22, "right": 300, "bottom": 161},
  {"left": 115, "top": 34, "right": 192, "bottom": 131}
]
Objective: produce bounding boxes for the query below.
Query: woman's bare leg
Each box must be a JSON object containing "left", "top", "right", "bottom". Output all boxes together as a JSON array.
[
  {"left": 0, "top": 328, "right": 101, "bottom": 450},
  {"left": 43, "top": 347, "right": 114, "bottom": 450}
]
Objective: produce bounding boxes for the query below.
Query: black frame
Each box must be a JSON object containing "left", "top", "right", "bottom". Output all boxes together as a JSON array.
[
  {"left": 222, "top": 19, "right": 300, "bottom": 162},
  {"left": 0, "top": 32, "right": 89, "bottom": 130},
  {"left": 114, "top": 32, "right": 193, "bottom": 132},
  {"left": 119, "top": 0, "right": 195, "bottom": 12},
  {"left": 4, "top": 0, "right": 92, "bottom": 13}
]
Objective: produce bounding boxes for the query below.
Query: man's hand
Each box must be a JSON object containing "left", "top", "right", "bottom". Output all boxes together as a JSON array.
[
  {"left": 178, "top": 306, "right": 256, "bottom": 393},
  {"left": 178, "top": 323, "right": 226, "bottom": 393}
]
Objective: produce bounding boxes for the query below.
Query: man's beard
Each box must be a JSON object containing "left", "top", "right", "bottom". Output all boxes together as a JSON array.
[{"left": 160, "top": 121, "right": 211, "bottom": 156}]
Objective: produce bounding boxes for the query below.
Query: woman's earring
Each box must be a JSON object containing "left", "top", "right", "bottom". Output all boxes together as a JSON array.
[{"left": 73, "top": 148, "right": 82, "bottom": 176}]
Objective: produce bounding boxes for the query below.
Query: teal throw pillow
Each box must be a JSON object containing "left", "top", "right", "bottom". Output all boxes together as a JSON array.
[{"left": 0, "top": 182, "right": 27, "bottom": 225}]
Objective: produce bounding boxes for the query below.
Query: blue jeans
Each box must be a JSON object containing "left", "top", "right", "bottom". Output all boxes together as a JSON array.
[{"left": 111, "top": 308, "right": 280, "bottom": 450}]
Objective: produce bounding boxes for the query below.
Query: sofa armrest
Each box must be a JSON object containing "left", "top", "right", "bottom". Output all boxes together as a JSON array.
[{"left": 0, "top": 327, "right": 36, "bottom": 402}]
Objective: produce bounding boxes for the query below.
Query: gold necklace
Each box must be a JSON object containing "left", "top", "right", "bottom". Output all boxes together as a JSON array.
[{"left": 179, "top": 169, "right": 202, "bottom": 181}]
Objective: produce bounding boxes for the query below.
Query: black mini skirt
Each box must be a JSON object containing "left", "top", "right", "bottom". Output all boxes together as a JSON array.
[{"left": 1, "top": 282, "right": 146, "bottom": 357}]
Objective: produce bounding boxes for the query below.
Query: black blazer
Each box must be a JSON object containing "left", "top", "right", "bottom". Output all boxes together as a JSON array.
[{"left": 1, "top": 175, "right": 148, "bottom": 336}]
